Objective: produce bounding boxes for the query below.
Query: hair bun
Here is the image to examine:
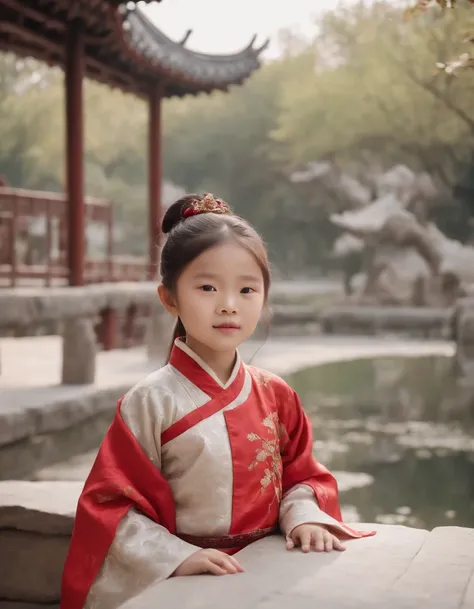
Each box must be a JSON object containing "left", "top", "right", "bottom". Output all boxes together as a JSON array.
[
  {"left": 161, "top": 193, "right": 231, "bottom": 234},
  {"left": 161, "top": 195, "right": 196, "bottom": 234}
]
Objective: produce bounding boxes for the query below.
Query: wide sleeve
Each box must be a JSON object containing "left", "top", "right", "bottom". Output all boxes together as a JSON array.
[
  {"left": 279, "top": 484, "right": 347, "bottom": 538},
  {"left": 84, "top": 508, "right": 198, "bottom": 609},
  {"left": 83, "top": 385, "right": 199, "bottom": 609},
  {"left": 60, "top": 382, "right": 200, "bottom": 609},
  {"left": 277, "top": 386, "right": 352, "bottom": 539}
]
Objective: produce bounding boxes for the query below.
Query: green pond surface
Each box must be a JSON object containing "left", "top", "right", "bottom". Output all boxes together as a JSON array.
[{"left": 286, "top": 355, "right": 474, "bottom": 531}]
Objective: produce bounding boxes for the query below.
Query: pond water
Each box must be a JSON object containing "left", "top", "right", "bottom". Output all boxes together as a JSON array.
[{"left": 286, "top": 355, "right": 474, "bottom": 531}]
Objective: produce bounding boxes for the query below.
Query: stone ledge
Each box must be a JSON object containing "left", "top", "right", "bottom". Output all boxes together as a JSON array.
[
  {"left": 0, "top": 600, "right": 59, "bottom": 609},
  {"left": 320, "top": 305, "right": 454, "bottom": 338},
  {"left": 0, "top": 283, "right": 158, "bottom": 328},
  {"left": 0, "top": 386, "right": 129, "bottom": 479},
  {"left": 122, "top": 527, "right": 474, "bottom": 609},
  {"left": 1, "top": 481, "right": 474, "bottom": 608},
  {"left": 0, "top": 481, "right": 81, "bottom": 534},
  {"left": 0, "top": 481, "right": 82, "bottom": 604},
  {"left": 0, "top": 384, "right": 130, "bottom": 448}
]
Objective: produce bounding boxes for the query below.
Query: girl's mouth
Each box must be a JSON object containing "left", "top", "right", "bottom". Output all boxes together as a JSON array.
[{"left": 214, "top": 323, "right": 241, "bottom": 333}]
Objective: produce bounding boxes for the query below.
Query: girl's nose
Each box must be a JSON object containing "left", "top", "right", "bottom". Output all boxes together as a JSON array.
[
  {"left": 219, "top": 295, "right": 237, "bottom": 314},
  {"left": 220, "top": 304, "right": 237, "bottom": 314}
]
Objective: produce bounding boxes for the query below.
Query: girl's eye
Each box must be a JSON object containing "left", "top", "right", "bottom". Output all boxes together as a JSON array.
[
  {"left": 241, "top": 287, "right": 255, "bottom": 294},
  {"left": 200, "top": 285, "right": 216, "bottom": 292}
]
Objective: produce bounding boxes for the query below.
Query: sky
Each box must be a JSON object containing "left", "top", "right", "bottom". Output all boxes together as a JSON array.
[{"left": 141, "top": 0, "right": 350, "bottom": 58}]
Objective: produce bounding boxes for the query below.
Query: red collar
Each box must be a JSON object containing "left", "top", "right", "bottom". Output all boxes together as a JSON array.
[{"left": 169, "top": 341, "right": 245, "bottom": 399}]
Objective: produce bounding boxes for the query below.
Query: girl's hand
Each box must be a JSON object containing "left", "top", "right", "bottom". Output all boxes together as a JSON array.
[
  {"left": 286, "top": 524, "right": 346, "bottom": 553},
  {"left": 173, "top": 548, "right": 245, "bottom": 577}
]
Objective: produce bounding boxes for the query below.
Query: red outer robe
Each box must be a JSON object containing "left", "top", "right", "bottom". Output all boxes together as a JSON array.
[{"left": 61, "top": 347, "right": 374, "bottom": 609}]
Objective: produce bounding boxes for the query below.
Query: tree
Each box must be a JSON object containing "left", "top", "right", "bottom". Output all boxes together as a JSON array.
[
  {"left": 274, "top": 1, "right": 474, "bottom": 184},
  {"left": 2, "top": 0, "right": 474, "bottom": 272},
  {"left": 406, "top": 0, "right": 474, "bottom": 74}
]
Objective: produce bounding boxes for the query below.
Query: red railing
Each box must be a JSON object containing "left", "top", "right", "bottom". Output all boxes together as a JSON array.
[{"left": 0, "top": 187, "right": 148, "bottom": 286}]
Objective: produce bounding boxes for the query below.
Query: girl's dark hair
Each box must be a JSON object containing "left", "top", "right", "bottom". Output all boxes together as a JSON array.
[{"left": 160, "top": 193, "right": 271, "bottom": 359}]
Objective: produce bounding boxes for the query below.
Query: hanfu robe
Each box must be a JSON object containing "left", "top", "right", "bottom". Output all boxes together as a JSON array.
[{"left": 61, "top": 339, "right": 374, "bottom": 609}]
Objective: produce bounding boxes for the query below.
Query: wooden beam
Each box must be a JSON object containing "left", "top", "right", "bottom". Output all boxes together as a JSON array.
[
  {"left": 1, "top": 0, "right": 64, "bottom": 30},
  {"left": 0, "top": 21, "right": 137, "bottom": 92}
]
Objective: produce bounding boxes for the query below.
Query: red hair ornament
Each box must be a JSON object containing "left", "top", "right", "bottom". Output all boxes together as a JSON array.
[{"left": 182, "top": 194, "right": 231, "bottom": 218}]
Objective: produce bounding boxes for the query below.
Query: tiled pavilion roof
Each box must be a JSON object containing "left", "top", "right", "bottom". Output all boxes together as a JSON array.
[{"left": 0, "top": 0, "right": 268, "bottom": 97}]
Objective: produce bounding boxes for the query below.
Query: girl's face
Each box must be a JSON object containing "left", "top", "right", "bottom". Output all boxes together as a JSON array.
[{"left": 161, "top": 240, "right": 266, "bottom": 356}]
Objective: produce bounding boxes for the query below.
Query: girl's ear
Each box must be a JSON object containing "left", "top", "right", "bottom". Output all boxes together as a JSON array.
[{"left": 157, "top": 284, "right": 178, "bottom": 317}]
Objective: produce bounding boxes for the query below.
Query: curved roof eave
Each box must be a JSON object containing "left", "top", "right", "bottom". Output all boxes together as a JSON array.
[{"left": 119, "top": 5, "right": 269, "bottom": 89}]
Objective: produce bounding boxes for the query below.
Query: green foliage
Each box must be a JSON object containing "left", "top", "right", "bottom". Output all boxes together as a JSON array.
[{"left": 406, "top": 0, "right": 474, "bottom": 73}]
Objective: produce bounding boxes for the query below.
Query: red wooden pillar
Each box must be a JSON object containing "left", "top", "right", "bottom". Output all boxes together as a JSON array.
[
  {"left": 148, "top": 84, "right": 163, "bottom": 280},
  {"left": 9, "top": 196, "right": 17, "bottom": 288},
  {"left": 100, "top": 307, "right": 118, "bottom": 351},
  {"left": 65, "top": 19, "right": 85, "bottom": 286}
]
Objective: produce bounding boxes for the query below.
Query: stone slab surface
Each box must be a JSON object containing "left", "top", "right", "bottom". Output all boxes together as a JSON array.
[
  {"left": 120, "top": 526, "right": 474, "bottom": 609},
  {"left": 0, "top": 481, "right": 81, "bottom": 534},
  {"left": 1, "top": 482, "right": 473, "bottom": 607}
]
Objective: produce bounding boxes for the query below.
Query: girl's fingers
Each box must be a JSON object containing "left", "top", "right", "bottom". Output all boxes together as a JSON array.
[
  {"left": 323, "top": 532, "right": 334, "bottom": 552},
  {"left": 205, "top": 559, "right": 229, "bottom": 576},
  {"left": 287, "top": 527, "right": 347, "bottom": 554},
  {"left": 299, "top": 530, "right": 312, "bottom": 553},
  {"left": 227, "top": 554, "right": 245, "bottom": 572},
  {"left": 332, "top": 536, "right": 346, "bottom": 552},
  {"left": 214, "top": 556, "right": 239, "bottom": 574},
  {"left": 312, "top": 531, "right": 325, "bottom": 552}
]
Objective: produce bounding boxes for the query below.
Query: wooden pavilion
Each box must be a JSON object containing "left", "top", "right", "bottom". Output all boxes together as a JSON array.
[{"left": 0, "top": 0, "right": 267, "bottom": 286}]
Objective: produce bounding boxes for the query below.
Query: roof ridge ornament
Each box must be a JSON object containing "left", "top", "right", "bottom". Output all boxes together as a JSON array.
[
  {"left": 246, "top": 34, "right": 257, "bottom": 50},
  {"left": 255, "top": 38, "right": 270, "bottom": 54},
  {"left": 179, "top": 29, "right": 193, "bottom": 46}
]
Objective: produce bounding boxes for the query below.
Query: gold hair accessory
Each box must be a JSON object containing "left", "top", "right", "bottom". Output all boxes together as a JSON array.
[{"left": 182, "top": 193, "right": 231, "bottom": 218}]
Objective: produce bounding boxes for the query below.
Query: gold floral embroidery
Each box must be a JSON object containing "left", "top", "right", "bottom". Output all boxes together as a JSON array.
[
  {"left": 95, "top": 493, "right": 117, "bottom": 504},
  {"left": 249, "top": 367, "right": 274, "bottom": 388},
  {"left": 248, "top": 412, "right": 283, "bottom": 509},
  {"left": 94, "top": 485, "right": 137, "bottom": 503}
]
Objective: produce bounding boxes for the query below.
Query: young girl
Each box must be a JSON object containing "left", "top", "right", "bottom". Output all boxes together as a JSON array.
[{"left": 61, "top": 194, "right": 374, "bottom": 609}]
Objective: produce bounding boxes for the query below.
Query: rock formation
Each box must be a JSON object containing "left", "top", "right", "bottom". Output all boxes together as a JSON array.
[{"left": 315, "top": 164, "right": 473, "bottom": 306}]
